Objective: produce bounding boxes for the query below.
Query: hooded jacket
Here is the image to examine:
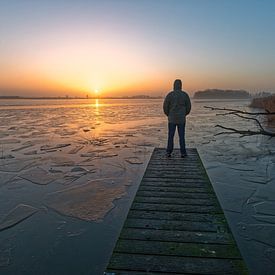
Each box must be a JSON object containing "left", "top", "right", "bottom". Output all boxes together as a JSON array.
[{"left": 163, "top": 89, "right": 191, "bottom": 124}]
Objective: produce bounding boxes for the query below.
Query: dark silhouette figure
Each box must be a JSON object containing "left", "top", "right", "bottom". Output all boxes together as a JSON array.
[{"left": 163, "top": 79, "right": 191, "bottom": 157}]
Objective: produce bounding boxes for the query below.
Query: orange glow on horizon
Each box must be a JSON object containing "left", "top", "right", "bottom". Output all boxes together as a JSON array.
[
  {"left": 0, "top": 57, "right": 220, "bottom": 98},
  {"left": 0, "top": 30, "right": 196, "bottom": 97},
  {"left": 1, "top": 28, "right": 258, "bottom": 97},
  {"left": 2, "top": 30, "right": 262, "bottom": 98}
]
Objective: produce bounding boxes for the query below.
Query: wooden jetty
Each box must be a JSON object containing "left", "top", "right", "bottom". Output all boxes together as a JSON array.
[{"left": 105, "top": 148, "right": 248, "bottom": 274}]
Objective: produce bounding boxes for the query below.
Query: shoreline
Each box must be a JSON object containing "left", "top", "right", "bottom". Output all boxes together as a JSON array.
[{"left": 0, "top": 96, "right": 163, "bottom": 100}]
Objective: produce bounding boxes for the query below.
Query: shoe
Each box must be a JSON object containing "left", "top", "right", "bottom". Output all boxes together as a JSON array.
[
  {"left": 181, "top": 154, "right": 187, "bottom": 158},
  {"left": 166, "top": 153, "right": 171, "bottom": 158}
]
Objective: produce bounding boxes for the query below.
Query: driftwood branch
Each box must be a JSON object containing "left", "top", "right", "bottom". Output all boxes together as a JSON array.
[
  {"left": 214, "top": 125, "right": 275, "bottom": 137},
  {"left": 204, "top": 106, "right": 275, "bottom": 137},
  {"left": 233, "top": 113, "right": 265, "bottom": 132}
]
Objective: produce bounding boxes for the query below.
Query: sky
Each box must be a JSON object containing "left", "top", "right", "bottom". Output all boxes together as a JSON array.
[{"left": 0, "top": 0, "right": 274, "bottom": 97}]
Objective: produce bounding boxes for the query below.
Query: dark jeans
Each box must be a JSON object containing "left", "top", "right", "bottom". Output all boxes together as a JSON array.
[{"left": 166, "top": 123, "right": 186, "bottom": 155}]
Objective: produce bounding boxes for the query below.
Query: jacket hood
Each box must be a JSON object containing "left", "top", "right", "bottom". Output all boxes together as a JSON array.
[{"left": 173, "top": 79, "right": 182, "bottom": 91}]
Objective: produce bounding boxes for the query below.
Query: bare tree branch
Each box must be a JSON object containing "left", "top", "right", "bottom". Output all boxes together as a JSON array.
[
  {"left": 214, "top": 125, "right": 275, "bottom": 137},
  {"left": 204, "top": 106, "right": 275, "bottom": 115},
  {"left": 204, "top": 106, "right": 275, "bottom": 138},
  {"left": 232, "top": 113, "right": 265, "bottom": 131}
]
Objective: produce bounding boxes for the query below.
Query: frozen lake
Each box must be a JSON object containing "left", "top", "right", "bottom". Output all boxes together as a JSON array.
[{"left": 0, "top": 98, "right": 274, "bottom": 274}]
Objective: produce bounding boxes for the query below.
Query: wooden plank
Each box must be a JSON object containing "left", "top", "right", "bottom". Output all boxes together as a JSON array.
[
  {"left": 147, "top": 162, "right": 200, "bottom": 166},
  {"left": 127, "top": 209, "right": 225, "bottom": 223},
  {"left": 144, "top": 173, "right": 205, "bottom": 179},
  {"left": 131, "top": 202, "right": 223, "bottom": 213},
  {"left": 107, "top": 253, "right": 248, "bottom": 274},
  {"left": 143, "top": 174, "right": 205, "bottom": 180},
  {"left": 150, "top": 157, "right": 200, "bottom": 161},
  {"left": 143, "top": 175, "right": 206, "bottom": 184},
  {"left": 138, "top": 185, "right": 210, "bottom": 193},
  {"left": 105, "top": 148, "right": 248, "bottom": 274},
  {"left": 105, "top": 271, "right": 184, "bottom": 275},
  {"left": 124, "top": 218, "right": 226, "bottom": 232},
  {"left": 141, "top": 177, "right": 207, "bottom": 183},
  {"left": 136, "top": 190, "right": 214, "bottom": 199},
  {"left": 141, "top": 179, "right": 207, "bottom": 187},
  {"left": 149, "top": 160, "right": 200, "bottom": 164},
  {"left": 134, "top": 196, "right": 217, "bottom": 206},
  {"left": 147, "top": 165, "right": 200, "bottom": 169},
  {"left": 146, "top": 164, "right": 201, "bottom": 168},
  {"left": 120, "top": 228, "right": 233, "bottom": 244},
  {"left": 145, "top": 169, "right": 202, "bottom": 174},
  {"left": 115, "top": 239, "right": 242, "bottom": 259},
  {"left": 142, "top": 177, "right": 205, "bottom": 182}
]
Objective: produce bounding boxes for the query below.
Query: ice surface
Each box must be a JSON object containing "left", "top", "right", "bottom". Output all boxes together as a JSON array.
[
  {"left": 68, "top": 145, "right": 84, "bottom": 154},
  {"left": 0, "top": 248, "right": 11, "bottom": 267},
  {"left": 50, "top": 156, "right": 75, "bottom": 167},
  {"left": 19, "top": 167, "right": 61, "bottom": 185},
  {"left": 71, "top": 167, "right": 89, "bottom": 173},
  {"left": 265, "top": 248, "right": 275, "bottom": 263},
  {"left": 0, "top": 154, "right": 14, "bottom": 159},
  {"left": 0, "top": 131, "right": 9, "bottom": 138},
  {"left": 0, "top": 173, "right": 15, "bottom": 187},
  {"left": 253, "top": 215, "right": 275, "bottom": 224},
  {"left": 133, "top": 141, "right": 156, "bottom": 147},
  {"left": 97, "top": 153, "right": 118, "bottom": 158},
  {"left": 237, "top": 222, "right": 275, "bottom": 246},
  {"left": 113, "top": 139, "right": 128, "bottom": 145},
  {"left": 254, "top": 202, "right": 275, "bottom": 216},
  {"left": 0, "top": 139, "right": 21, "bottom": 144},
  {"left": 23, "top": 150, "right": 38, "bottom": 155},
  {"left": 0, "top": 204, "right": 38, "bottom": 231},
  {"left": 0, "top": 99, "right": 275, "bottom": 274},
  {"left": 124, "top": 157, "right": 143, "bottom": 164},
  {"left": 80, "top": 152, "right": 97, "bottom": 158},
  {"left": 12, "top": 141, "right": 34, "bottom": 152},
  {"left": 40, "top": 143, "right": 71, "bottom": 151},
  {"left": 213, "top": 183, "right": 256, "bottom": 213},
  {"left": 45, "top": 178, "right": 129, "bottom": 221},
  {"left": 0, "top": 158, "right": 38, "bottom": 172}
]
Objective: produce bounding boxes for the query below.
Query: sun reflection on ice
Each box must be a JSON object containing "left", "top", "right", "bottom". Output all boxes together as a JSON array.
[
  {"left": 95, "top": 98, "right": 99, "bottom": 109},
  {"left": 94, "top": 98, "right": 101, "bottom": 136}
]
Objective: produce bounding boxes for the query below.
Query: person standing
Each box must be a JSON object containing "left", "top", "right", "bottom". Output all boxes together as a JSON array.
[{"left": 163, "top": 79, "right": 191, "bottom": 157}]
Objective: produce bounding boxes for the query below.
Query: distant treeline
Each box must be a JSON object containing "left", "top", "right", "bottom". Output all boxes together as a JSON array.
[
  {"left": 0, "top": 96, "right": 21, "bottom": 99},
  {"left": 194, "top": 89, "right": 251, "bottom": 99},
  {"left": 0, "top": 95, "right": 162, "bottom": 100}
]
